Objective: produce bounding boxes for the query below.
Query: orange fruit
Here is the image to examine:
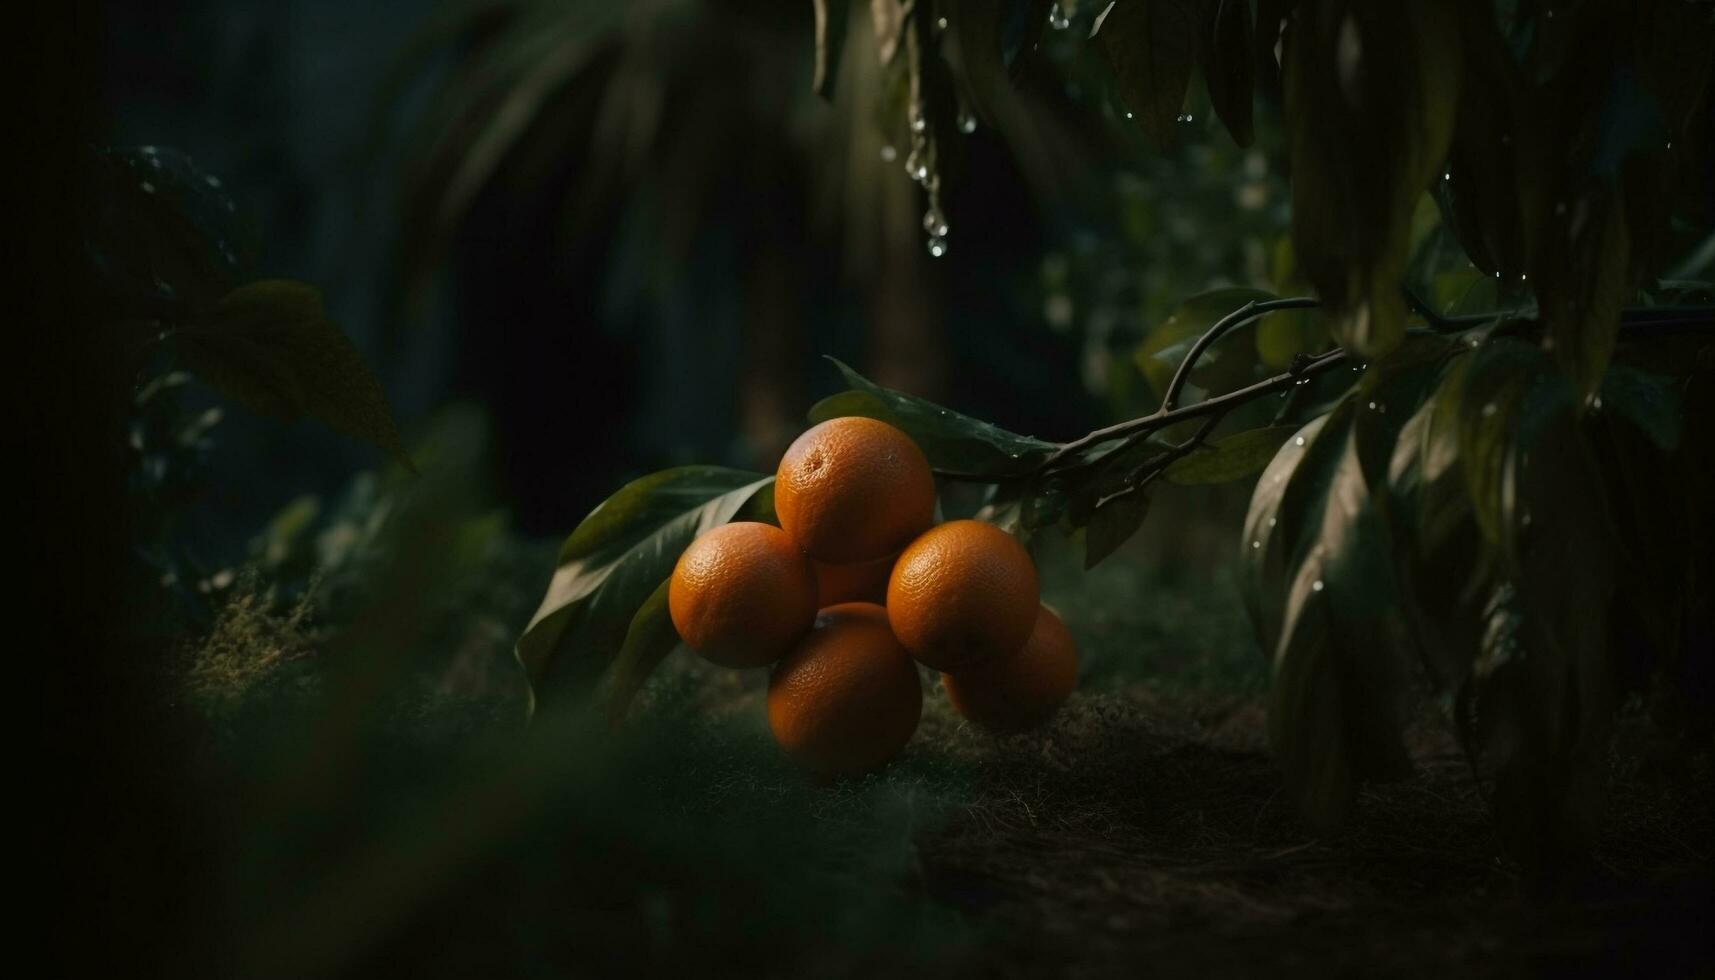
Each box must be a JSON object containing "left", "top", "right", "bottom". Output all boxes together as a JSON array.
[
  {"left": 943, "top": 605, "right": 1078, "bottom": 733},
  {"left": 775, "top": 417, "right": 936, "bottom": 563},
  {"left": 887, "top": 519, "right": 1039, "bottom": 671},
  {"left": 812, "top": 551, "right": 898, "bottom": 608},
  {"left": 767, "top": 602, "right": 923, "bottom": 778},
  {"left": 668, "top": 521, "right": 817, "bottom": 668}
]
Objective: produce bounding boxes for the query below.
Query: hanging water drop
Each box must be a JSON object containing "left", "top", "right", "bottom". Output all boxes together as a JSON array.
[
  {"left": 1312, "top": 580, "right": 1324, "bottom": 592},
  {"left": 911, "top": 116, "right": 927, "bottom": 134},
  {"left": 923, "top": 207, "right": 949, "bottom": 238},
  {"left": 927, "top": 235, "right": 949, "bottom": 258},
  {"left": 1048, "top": 3, "right": 1070, "bottom": 29},
  {"left": 1124, "top": 111, "right": 1134, "bottom": 119},
  {"left": 958, "top": 113, "right": 977, "bottom": 134},
  {"left": 880, "top": 145, "right": 898, "bottom": 162},
  {"left": 936, "top": 16, "right": 948, "bottom": 30}
]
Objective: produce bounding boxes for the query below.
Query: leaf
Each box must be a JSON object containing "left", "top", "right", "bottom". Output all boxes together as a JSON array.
[
  {"left": 1200, "top": 0, "right": 1255, "bottom": 146},
  {"left": 1598, "top": 363, "right": 1682, "bottom": 451},
  {"left": 1165, "top": 425, "right": 1298, "bottom": 484},
  {"left": 808, "top": 357, "right": 1057, "bottom": 477},
  {"left": 177, "top": 280, "right": 409, "bottom": 465},
  {"left": 871, "top": 0, "right": 907, "bottom": 65},
  {"left": 1438, "top": 1, "right": 1531, "bottom": 278},
  {"left": 1133, "top": 287, "right": 1278, "bottom": 396},
  {"left": 603, "top": 578, "right": 681, "bottom": 724},
  {"left": 943, "top": 0, "right": 1009, "bottom": 124},
  {"left": 1283, "top": 0, "right": 1463, "bottom": 358},
  {"left": 1084, "top": 488, "right": 1150, "bottom": 569},
  {"left": 517, "top": 467, "right": 774, "bottom": 694},
  {"left": 1093, "top": 0, "right": 1201, "bottom": 147},
  {"left": 1537, "top": 190, "right": 1632, "bottom": 405},
  {"left": 813, "top": 0, "right": 852, "bottom": 98}
]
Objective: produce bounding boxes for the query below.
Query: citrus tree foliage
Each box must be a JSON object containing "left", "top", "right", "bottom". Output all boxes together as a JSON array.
[{"left": 521, "top": 0, "right": 1714, "bottom": 868}]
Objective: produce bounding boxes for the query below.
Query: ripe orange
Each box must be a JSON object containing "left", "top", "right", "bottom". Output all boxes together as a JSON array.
[
  {"left": 812, "top": 551, "right": 898, "bottom": 608},
  {"left": 887, "top": 519, "right": 1039, "bottom": 671},
  {"left": 775, "top": 416, "right": 936, "bottom": 563},
  {"left": 943, "top": 605, "right": 1077, "bottom": 733},
  {"left": 767, "top": 602, "right": 923, "bottom": 778},
  {"left": 668, "top": 521, "right": 817, "bottom": 668}
]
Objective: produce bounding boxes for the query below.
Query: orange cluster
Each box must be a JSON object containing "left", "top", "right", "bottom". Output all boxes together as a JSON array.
[{"left": 668, "top": 416, "right": 1077, "bottom": 778}]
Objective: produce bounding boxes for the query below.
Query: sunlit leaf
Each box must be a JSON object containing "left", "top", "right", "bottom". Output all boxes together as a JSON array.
[
  {"left": 177, "top": 280, "right": 408, "bottom": 465},
  {"left": 518, "top": 467, "right": 774, "bottom": 694}
]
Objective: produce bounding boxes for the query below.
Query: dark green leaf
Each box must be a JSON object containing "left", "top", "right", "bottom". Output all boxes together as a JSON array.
[
  {"left": 1440, "top": 1, "right": 1531, "bottom": 278},
  {"left": 1084, "top": 488, "right": 1150, "bottom": 569},
  {"left": 1200, "top": 0, "right": 1255, "bottom": 146},
  {"left": 1165, "top": 425, "right": 1298, "bottom": 484},
  {"left": 603, "top": 578, "right": 682, "bottom": 724},
  {"left": 518, "top": 467, "right": 774, "bottom": 693},
  {"left": 177, "top": 280, "right": 408, "bottom": 465},
  {"left": 1093, "top": 0, "right": 1201, "bottom": 148},
  {"left": 813, "top": 0, "right": 852, "bottom": 98},
  {"left": 1255, "top": 306, "right": 1328, "bottom": 369},
  {"left": 809, "top": 357, "right": 1057, "bottom": 477},
  {"left": 1133, "top": 287, "right": 1278, "bottom": 396},
  {"left": 1599, "top": 363, "right": 1681, "bottom": 451},
  {"left": 1283, "top": 0, "right": 1462, "bottom": 357}
]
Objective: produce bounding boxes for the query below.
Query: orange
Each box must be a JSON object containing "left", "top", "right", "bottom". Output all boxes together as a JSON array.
[
  {"left": 767, "top": 602, "right": 923, "bottom": 777},
  {"left": 887, "top": 519, "right": 1039, "bottom": 671},
  {"left": 668, "top": 521, "right": 817, "bottom": 668},
  {"left": 943, "top": 605, "right": 1078, "bottom": 733},
  {"left": 775, "top": 417, "right": 936, "bottom": 563},
  {"left": 812, "top": 551, "right": 898, "bottom": 608}
]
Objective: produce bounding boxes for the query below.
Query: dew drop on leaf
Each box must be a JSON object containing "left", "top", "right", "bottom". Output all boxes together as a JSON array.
[{"left": 926, "top": 236, "right": 949, "bottom": 258}]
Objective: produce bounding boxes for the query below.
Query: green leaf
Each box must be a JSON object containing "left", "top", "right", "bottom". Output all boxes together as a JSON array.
[
  {"left": 1598, "top": 363, "right": 1682, "bottom": 451},
  {"left": 1538, "top": 191, "right": 1632, "bottom": 406},
  {"left": 808, "top": 357, "right": 1056, "bottom": 477},
  {"left": 1133, "top": 287, "right": 1278, "bottom": 396},
  {"left": 1093, "top": 0, "right": 1201, "bottom": 148},
  {"left": 1200, "top": 0, "right": 1255, "bottom": 146},
  {"left": 812, "top": 0, "right": 852, "bottom": 98},
  {"left": 603, "top": 578, "right": 681, "bottom": 724},
  {"left": 1439, "top": 3, "right": 1531, "bottom": 278},
  {"left": 177, "top": 280, "right": 409, "bottom": 465},
  {"left": 1165, "top": 425, "right": 1298, "bottom": 485},
  {"left": 1084, "top": 488, "right": 1150, "bottom": 570},
  {"left": 1283, "top": 0, "right": 1462, "bottom": 358},
  {"left": 1255, "top": 307, "right": 1328, "bottom": 370},
  {"left": 518, "top": 467, "right": 774, "bottom": 694}
]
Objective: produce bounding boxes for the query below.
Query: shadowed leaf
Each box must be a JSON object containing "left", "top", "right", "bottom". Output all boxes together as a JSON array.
[
  {"left": 177, "top": 280, "right": 408, "bottom": 465},
  {"left": 1165, "top": 425, "right": 1298, "bottom": 484},
  {"left": 1084, "top": 488, "right": 1150, "bottom": 569},
  {"left": 1094, "top": 0, "right": 1200, "bottom": 147},
  {"left": 1201, "top": 0, "right": 1255, "bottom": 146}
]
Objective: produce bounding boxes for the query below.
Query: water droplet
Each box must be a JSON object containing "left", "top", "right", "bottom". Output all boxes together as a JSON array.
[
  {"left": 958, "top": 112, "right": 977, "bottom": 135},
  {"left": 1666, "top": 140, "right": 1673, "bottom": 150},
  {"left": 1482, "top": 402, "right": 1497, "bottom": 418},
  {"left": 926, "top": 235, "right": 949, "bottom": 258},
  {"left": 204, "top": 174, "right": 221, "bottom": 188},
  {"left": 1494, "top": 271, "right": 1502, "bottom": 278},
  {"left": 140, "top": 181, "right": 156, "bottom": 194},
  {"left": 1312, "top": 579, "right": 1324, "bottom": 592},
  {"left": 1294, "top": 436, "right": 1305, "bottom": 446},
  {"left": 1468, "top": 336, "right": 1481, "bottom": 348},
  {"left": 1591, "top": 395, "right": 1604, "bottom": 411},
  {"left": 923, "top": 208, "right": 949, "bottom": 237},
  {"left": 1252, "top": 540, "right": 1262, "bottom": 550},
  {"left": 911, "top": 116, "right": 927, "bottom": 134},
  {"left": 1443, "top": 172, "right": 1451, "bottom": 180},
  {"left": 936, "top": 16, "right": 948, "bottom": 30},
  {"left": 1048, "top": 3, "right": 1070, "bottom": 29},
  {"left": 1124, "top": 111, "right": 1134, "bottom": 119},
  {"left": 1268, "top": 517, "right": 1277, "bottom": 528},
  {"left": 880, "top": 145, "right": 898, "bottom": 162},
  {"left": 1367, "top": 401, "right": 1377, "bottom": 410},
  {"left": 1520, "top": 273, "right": 1528, "bottom": 281},
  {"left": 1176, "top": 113, "right": 1193, "bottom": 123}
]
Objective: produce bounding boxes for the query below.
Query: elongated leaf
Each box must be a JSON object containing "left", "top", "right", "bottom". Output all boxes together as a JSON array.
[
  {"left": 1200, "top": 0, "right": 1255, "bottom": 146},
  {"left": 1539, "top": 191, "right": 1632, "bottom": 406},
  {"left": 604, "top": 578, "right": 681, "bottom": 724},
  {"left": 1084, "top": 488, "right": 1150, "bottom": 569},
  {"left": 809, "top": 357, "right": 1057, "bottom": 477},
  {"left": 1133, "top": 287, "right": 1278, "bottom": 396},
  {"left": 1283, "top": 0, "right": 1462, "bottom": 357},
  {"left": 1094, "top": 0, "right": 1201, "bottom": 147},
  {"left": 518, "top": 467, "right": 774, "bottom": 694},
  {"left": 1598, "top": 363, "right": 1682, "bottom": 451},
  {"left": 177, "top": 280, "right": 408, "bottom": 464},
  {"left": 1166, "top": 425, "right": 1298, "bottom": 484},
  {"left": 1439, "top": 0, "right": 1531, "bottom": 278},
  {"left": 813, "top": 0, "right": 852, "bottom": 98},
  {"left": 871, "top": 0, "right": 907, "bottom": 65}
]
